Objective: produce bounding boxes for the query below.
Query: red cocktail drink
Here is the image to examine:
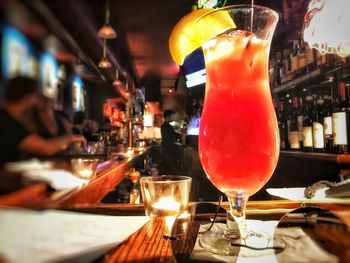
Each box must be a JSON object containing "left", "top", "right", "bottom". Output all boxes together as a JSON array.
[
  {"left": 197, "top": 6, "right": 280, "bottom": 255},
  {"left": 199, "top": 30, "right": 280, "bottom": 196}
]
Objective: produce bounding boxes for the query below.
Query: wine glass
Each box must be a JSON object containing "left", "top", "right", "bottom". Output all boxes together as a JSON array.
[{"left": 196, "top": 5, "right": 280, "bottom": 255}]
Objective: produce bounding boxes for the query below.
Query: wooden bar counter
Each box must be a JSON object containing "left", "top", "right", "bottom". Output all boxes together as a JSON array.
[{"left": 0, "top": 147, "right": 150, "bottom": 209}]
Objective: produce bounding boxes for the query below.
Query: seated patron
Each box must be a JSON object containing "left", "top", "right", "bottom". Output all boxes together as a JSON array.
[
  {"left": 0, "top": 76, "right": 86, "bottom": 165},
  {"left": 30, "top": 95, "right": 68, "bottom": 138}
]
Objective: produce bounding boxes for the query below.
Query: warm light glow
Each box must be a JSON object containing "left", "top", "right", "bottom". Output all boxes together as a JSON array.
[
  {"left": 71, "top": 159, "right": 97, "bottom": 179},
  {"left": 143, "top": 113, "right": 154, "bottom": 127},
  {"left": 178, "top": 211, "right": 191, "bottom": 219},
  {"left": 98, "top": 24, "right": 117, "bottom": 39},
  {"left": 151, "top": 197, "right": 181, "bottom": 213},
  {"left": 98, "top": 57, "right": 112, "bottom": 68},
  {"left": 77, "top": 169, "right": 94, "bottom": 179},
  {"left": 303, "top": 0, "right": 350, "bottom": 57},
  {"left": 126, "top": 148, "right": 134, "bottom": 156}
]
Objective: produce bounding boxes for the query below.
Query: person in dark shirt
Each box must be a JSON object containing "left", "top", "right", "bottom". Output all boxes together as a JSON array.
[
  {"left": 72, "top": 111, "right": 87, "bottom": 135},
  {"left": 0, "top": 76, "right": 86, "bottom": 165},
  {"left": 160, "top": 110, "right": 182, "bottom": 174},
  {"left": 30, "top": 95, "right": 68, "bottom": 138}
]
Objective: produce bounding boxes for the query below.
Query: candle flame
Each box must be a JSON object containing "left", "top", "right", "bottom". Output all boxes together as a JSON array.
[{"left": 152, "top": 197, "right": 181, "bottom": 212}]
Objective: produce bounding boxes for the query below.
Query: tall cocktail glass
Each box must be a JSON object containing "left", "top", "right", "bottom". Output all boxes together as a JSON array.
[{"left": 197, "top": 5, "right": 280, "bottom": 255}]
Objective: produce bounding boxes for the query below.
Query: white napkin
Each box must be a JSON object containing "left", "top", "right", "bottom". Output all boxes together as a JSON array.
[
  {"left": 24, "top": 169, "right": 88, "bottom": 190},
  {"left": 5, "top": 159, "right": 87, "bottom": 190},
  {"left": 266, "top": 187, "right": 350, "bottom": 203},
  {"left": 5, "top": 158, "right": 52, "bottom": 172},
  {"left": 0, "top": 208, "right": 149, "bottom": 263},
  {"left": 190, "top": 220, "right": 338, "bottom": 263}
]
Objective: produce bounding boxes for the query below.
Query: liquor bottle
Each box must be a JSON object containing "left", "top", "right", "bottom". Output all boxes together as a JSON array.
[
  {"left": 288, "top": 96, "right": 301, "bottom": 150},
  {"left": 129, "top": 169, "right": 141, "bottom": 204},
  {"left": 290, "top": 41, "right": 299, "bottom": 73},
  {"left": 283, "top": 48, "right": 291, "bottom": 75},
  {"left": 277, "top": 100, "right": 288, "bottom": 150},
  {"left": 332, "top": 81, "right": 349, "bottom": 153},
  {"left": 297, "top": 97, "right": 304, "bottom": 148},
  {"left": 305, "top": 44, "right": 314, "bottom": 66},
  {"left": 315, "top": 51, "right": 327, "bottom": 67},
  {"left": 276, "top": 52, "right": 284, "bottom": 85},
  {"left": 312, "top": 97, "right": 325, "bottom": 152},
  {"left": 302, "top": 96, "right": 314, "bottom": 152},
  {"left": 297, "top": 40, "right": 307, "bottom": 70},
  {"left": 323, "top": 95, "right": 333, "bottom": 152}
]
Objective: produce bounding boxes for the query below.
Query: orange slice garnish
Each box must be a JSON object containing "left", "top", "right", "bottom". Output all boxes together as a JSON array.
[{"left": 169, "top": 8, "right": 236, "bottom": 65}]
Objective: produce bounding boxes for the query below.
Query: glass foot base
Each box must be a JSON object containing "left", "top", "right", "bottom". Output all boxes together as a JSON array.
[{"left": 199, "top": 223, "right": 285, "bottom": 257}]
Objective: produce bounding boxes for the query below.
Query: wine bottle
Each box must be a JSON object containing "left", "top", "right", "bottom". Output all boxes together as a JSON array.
[
  {"left": 323, "top": 95, "right": 333, "bottom": 152},
  {"left": 289, "top": 96, "right": 301, "bottom": 150},
  {"left": 276, "top": 52, "right": 283, "bottom": 85},
  {"left": 302, "top": 96, "right": 314, "bottom": 152},
  {"left": 312, "top": 97, "right": 325, "bottom": 152},
  {"left": 332, "top": 81, "right": 349, "bottom": 153},
  {"left": 290, "top": 40, "right": 299, "bottom": 73},
  {"left": 278, "top": 100, "right": 288, "bottom": 150},
  {"left": 297, "top": 97, "right": 304, "bottom": 148},
  {"left": 298, "top": 40, "right": 307, "bottom": 69}
]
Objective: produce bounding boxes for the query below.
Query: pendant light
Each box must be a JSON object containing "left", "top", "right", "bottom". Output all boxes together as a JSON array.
[
  {"left": 113, "top": 69, "right": 122, "bottom": 85},
  {"left": 98, "top": 0, "right": 117, "bottom": 39},
  {"left": 98, "top": 39, "right": 112, "bottom": 68}
]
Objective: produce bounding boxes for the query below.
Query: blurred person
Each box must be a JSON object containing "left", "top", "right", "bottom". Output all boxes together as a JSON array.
[
  {"left": 30, "top": 95, "right": 68, "bottom": 138},
  {"left": 160, "top": 110, "right": 182, "bottom": 174},
  {"left": 55, "top": 110, "right": 73, "bottom": 135},
  {"left": 0, "top": 76, "right": 86, "bottom": 165},
  {"left": 72, "top": 111, "right": 87, "bottom": 135},
  {"left": 83, "top": 119, "right": 100, "bottom": 142}
]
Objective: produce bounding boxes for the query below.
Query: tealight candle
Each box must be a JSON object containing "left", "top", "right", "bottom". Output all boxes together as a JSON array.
[
  {"left": 71, "top": 158, "right": 98, "bottom": 179},
  {"left": 77, "top": 169, "right": 94, "bottom": 179},
  {"left": 151, "top": 196, "right": 181, "bottom": 217},
  {"left": 140, "top": 176, "right": 192, "bottom": 238}
]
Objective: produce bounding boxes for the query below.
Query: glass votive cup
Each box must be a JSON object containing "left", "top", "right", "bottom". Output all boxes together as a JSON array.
[
  {"left": 86, "top": 142, "right": 105, "bottom": 155},
  {"left": 71, "top": 158, "right": 99, "bottom": 179},
  {"left": 140, "top": 175, "right": 192, "bottom": 218}
]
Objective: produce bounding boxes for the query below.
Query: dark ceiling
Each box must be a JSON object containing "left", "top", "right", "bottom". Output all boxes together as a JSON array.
[
  {"left": 1, "top": 0, "right": 307, "bottom": 88},
  {"left": 26, "top": 0, "right": 198, "bottom": 86}
]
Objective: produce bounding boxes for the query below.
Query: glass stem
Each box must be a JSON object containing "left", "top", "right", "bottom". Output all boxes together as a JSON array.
[{"left": 225, "top": 191, "right": 248, "bottom": 240}]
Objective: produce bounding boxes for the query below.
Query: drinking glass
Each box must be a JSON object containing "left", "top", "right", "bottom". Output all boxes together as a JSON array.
[
  {"left": 71, "top": 158, "right": 99, "bottom": 179},
  {"left": 140, "top": 175, "right": 192, "bottom": 236},
  {"left": 196, "top": 5, "right": 280, "bottom": 255}
]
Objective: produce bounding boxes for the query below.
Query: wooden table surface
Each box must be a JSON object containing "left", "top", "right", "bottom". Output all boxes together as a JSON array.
[{"left": 62, "top": 201, "right": 350, "bottom": 263}]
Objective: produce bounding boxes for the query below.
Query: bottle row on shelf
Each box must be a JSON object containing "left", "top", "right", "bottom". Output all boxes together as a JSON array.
[
  {"left": 269, "top": 39, "right": 348, "bottom": 89},
  {"left": 275, "top": 74, "right": 350, "bottom": 154}
]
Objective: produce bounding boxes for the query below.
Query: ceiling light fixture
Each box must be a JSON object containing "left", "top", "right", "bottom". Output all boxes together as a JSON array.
[
  {"left": 303, "top": 0, "right": 350, "bottom": 57},
  {"left": 98, "top": 0, "right": 117, "bottom": 39},
  {"left": 113, "top": 69, "right": 122, "bottom": 85},
  {"left": 98, "top": 39, "right": 112, "bottom": 68}
]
